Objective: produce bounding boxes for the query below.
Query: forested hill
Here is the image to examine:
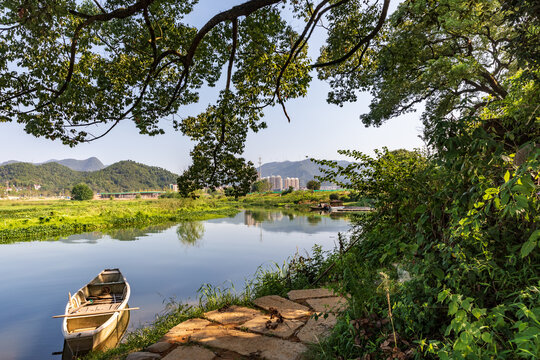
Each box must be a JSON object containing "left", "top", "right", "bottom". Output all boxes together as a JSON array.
[
  {"left": 0, "top": 157, "right": 105, "bottom": 171},
  {"left": 0, "top": 161, "right": 178, "bottom": 194}
]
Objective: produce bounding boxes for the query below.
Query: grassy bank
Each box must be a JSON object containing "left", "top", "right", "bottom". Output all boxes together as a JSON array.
[
  {"left": 0, "top": 198, "right": 237, "bottom": 243},
  {"left": 234, "top": 190, "right": 369, "bottom": 210},
  {"left": 0, "top": 190, "right": 364, "bottom": 243}
]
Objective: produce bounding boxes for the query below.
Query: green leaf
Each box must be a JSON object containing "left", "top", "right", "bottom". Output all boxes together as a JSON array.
[
  {"left": 471, "top": 308, "right": 485, "bottom": 319},
  {"left": 438, "top": 290, "right": 449, "bottom": 303},
  {"left": 449, "top": 301, "right": 458, "bottom": 315},
  {"left": 482, "top": 332, "right": 493, "bottom": 343},
  {"left": 433, "top": 267, "right": 445, "bottom": 280},
  {"left": 521, "top": 239, "right": 537, "bottom": 258}
]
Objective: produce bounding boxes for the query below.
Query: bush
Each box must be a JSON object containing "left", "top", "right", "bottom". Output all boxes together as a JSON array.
[
  {"left": 71, "top": 183, "right": 93, "bottom": 201},
  {"left": 329, "top": 193, "right": 339, "bottom": 200},
  {"left": 306, "top": 180, "right": 321, "bottom": 190},
  {"left": 281, "top": 186, "right": 294, "bottom": 196}
]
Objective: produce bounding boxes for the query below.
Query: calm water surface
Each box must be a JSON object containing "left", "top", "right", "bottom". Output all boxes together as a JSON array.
[{"left": 0, "top": 210, "right": 350, "bottom": 360}]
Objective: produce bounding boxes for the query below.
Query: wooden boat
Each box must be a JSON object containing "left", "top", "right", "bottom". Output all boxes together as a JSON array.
[{"left": 61, "top": 269, "right": 131, "bottom": 354}]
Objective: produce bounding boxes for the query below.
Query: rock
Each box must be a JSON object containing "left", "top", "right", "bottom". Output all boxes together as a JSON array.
[
  {"left": 161, "top": 345, "right": 215, "bottom": 360},
  {"left": 190, "top": 327, "right": 307, "bottom": 360},
  {"left": 305, "top": 296, "right": 347, "bottom": 313},
  {"left": 161, "top": 318, "right": 212, "bottom": 343},
  {"left": 204, "top": 305, "right": 261, "bottom": 325},
  {"left": 287, "top": 288, "right": 336, "bottom": 301},
  {"left": 146, "top": 341, "right": 174, "bottom": 354},
  {"left": 253, "top": 295, "right": 311, "bottom": 319},
  {"left": 125, "top": 352, "right": 161, "bottom": 360},
  {"left": 240, "top": 315, "right": 304, "bottom": 338},
  {"left": 296, "top": 314, "right": 337, "bottom": 344}
]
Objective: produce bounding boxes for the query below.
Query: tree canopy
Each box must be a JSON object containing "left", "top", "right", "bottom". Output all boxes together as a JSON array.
[
  {"left": 1, "top": 0, "right": 535, "bottom": 189},
  {"left": 71, "top": 183, "right": 93, "bottom": 200},
  {"left": 306, "top": 179, "right": 321, "bottom": 190}
]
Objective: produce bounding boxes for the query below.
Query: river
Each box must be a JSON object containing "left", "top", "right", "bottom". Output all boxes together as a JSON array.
[{"left": 0, "top": 210, "right": 350, "bottom": 360}]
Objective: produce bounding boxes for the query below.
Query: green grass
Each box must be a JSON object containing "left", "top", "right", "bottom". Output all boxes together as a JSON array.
[
  {"left": 0, "top": 198, "right": 237, "bottom": 243},
  {"left": 233, "top": 190, "right": 349, "bottom": 210}
]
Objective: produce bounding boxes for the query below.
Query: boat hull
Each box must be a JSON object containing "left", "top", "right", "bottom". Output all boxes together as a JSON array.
[{"left": 62, "top": 269, "right": 130, "bottom": 355}]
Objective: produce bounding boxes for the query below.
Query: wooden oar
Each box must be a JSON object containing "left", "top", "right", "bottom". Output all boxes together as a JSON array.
[{"left": 52, "top": 307, "right": 139, "bottom": 318}]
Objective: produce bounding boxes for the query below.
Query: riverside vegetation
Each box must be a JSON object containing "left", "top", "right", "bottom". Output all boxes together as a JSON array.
[
  {"left": 0, "top": 198, "right": 237, "bottom": 244},
  {"left": 0, "top": 190, "right": 360, "bottom": 244}
]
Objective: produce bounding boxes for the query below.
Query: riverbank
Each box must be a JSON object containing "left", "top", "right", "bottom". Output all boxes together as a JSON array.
[
  {"left": 0, "top": 191, "right": 364, "bottom": 244},
  {"left": 0, "top": 198, "right": 237, "bottom": 243},
  {"left": 83, "top": 249, "right": 344, "bottom": 360}
]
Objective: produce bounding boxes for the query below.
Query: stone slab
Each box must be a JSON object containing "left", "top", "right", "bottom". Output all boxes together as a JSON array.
[
  {"left": 204, "top": 305, "right": 261, "bottom": 325},
  {"left": 161, "top": 318, "right": 212, "bottom": 343},
  {"left": 146, "top": 341, "right": 174, "bottom": 354},
  {"left": 190, "top": 327, "right": 307, "bottom": 360},
  {"left": 287, "top": 288, "right": 336, "bottom": 301},
  {"left": 126, "top": 352, "right": 161, "bottom": 360},
  {"left": 162, "top": 345, "right": 215, "bottom": 360},
  {"left": 240, "top": 315, "right": 304, "bottom": 338},
  {"left": 253, "top": 295, "right": 311, "bottom": 319},
  {"left": 305, "top": 296, "right": 347, "bottom": 313},
  {"left": 296, "top": 314, "right": 337, "bottom": 344}
]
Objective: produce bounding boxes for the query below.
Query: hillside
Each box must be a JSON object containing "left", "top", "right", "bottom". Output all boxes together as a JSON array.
[
  {"left": 260, "top": 159, "right": 354, "bottom": 186},
  {"left": 43, "top": 157, "right": 105, "bottom": 171},
  {"left": 0, "top": 160, "right": 178, "bottom": 194},
  {"left": 0, "top": 157, "right": 105, "bottom": 171}
]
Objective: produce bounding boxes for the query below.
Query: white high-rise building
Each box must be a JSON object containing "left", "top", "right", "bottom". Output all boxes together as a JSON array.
[{"left": 282, "top": 177, "right": 300, "bottom": 190}]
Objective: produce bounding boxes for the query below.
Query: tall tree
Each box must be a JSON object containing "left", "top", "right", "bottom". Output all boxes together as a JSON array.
[
  {"left": 0, "top": 0, "right": 389, "bottom": 188},
  {"left": 0, "top": 0, "right": 536, "bottom": 185}
]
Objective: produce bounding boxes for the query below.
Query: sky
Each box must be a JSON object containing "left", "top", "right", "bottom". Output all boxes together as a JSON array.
[{"left": 0, "top": 0, "right": 424, "bottom": 174}]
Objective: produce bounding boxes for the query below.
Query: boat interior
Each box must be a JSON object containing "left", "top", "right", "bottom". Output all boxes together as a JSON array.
[{"left": 66, "top": 269, "right": 127, "bottom": 333}]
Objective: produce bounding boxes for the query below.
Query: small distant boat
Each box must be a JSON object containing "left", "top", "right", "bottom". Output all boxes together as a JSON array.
[{"left": 61, "top": 269, "right": 131, "bottom": 354}]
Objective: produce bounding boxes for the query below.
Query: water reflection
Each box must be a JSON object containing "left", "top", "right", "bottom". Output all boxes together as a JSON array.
[
  {"left": 58, "top": 223, "right": 174, "bottom": 243},
  {"left": 176, "top": 221, "right": 205, "bottom": 246},
  {"left": 240, "top": 210, "right": 344, "bottom": 235},
  {"left": 244, "top": 210, "right": 285, "bottom": 225}
]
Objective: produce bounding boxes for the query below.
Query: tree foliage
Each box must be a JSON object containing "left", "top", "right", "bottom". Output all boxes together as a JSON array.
[
  {"left": 306, "top": 180, "right": 321, "bottom": 190},
  {"left": 0, "top": 0, "right": 391, "bottom": 190},
  {"left": 310, "top": 0, "right": 539, "bottom": 357},
  {"left": 251, "top": 179, "right": 272, "bottom": 193},
  {"left": 71, "top": 183, "right": 93, "bottom": 200}
]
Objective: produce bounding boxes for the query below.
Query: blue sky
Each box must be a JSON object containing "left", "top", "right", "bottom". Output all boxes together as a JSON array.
[{"left": 0, "top": 0, "right": 423, "bottom": 174}]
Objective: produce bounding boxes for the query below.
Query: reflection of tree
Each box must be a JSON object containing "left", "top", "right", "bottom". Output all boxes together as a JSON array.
[
  {"left": 246, "top": 210, "right": 270, "bottom": 223},
  {"left": 106, "top": 223, "right": 174, "bottom": 241},
  {"left": 176, "top": 221, "right": 205, "bottom": 246},
  {"left": 307, "top": 216, "right": 322, "bottom": 226}
]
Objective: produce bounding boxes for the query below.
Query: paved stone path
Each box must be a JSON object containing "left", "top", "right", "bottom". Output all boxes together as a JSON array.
[{"left": 126, "top": 288, "right": 346, "bottom": 360}]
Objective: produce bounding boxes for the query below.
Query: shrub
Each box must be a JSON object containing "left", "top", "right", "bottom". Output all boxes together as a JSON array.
[
  {"left": 306, "top": 180, "right": 321, "bottom": 190},
  {"left": 71, "top": 183, "right": 93, "bottom": 201}
]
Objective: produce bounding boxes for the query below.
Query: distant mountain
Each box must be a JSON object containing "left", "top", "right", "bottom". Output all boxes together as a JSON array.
[
  {"left": 0, "top": 160, "right": 19, "bottom": 167},
  {"left": 0, "top": 157, "right": 105, "bottom": 172},
  {"left": 259, "top": 159, "right": 354, "bottom": 186},
  {"left": 43, "top": 157, "right": 105, "bottom": 172},
  {"left": 0, "top": 160, "right": 178, "bottom": 194}
]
